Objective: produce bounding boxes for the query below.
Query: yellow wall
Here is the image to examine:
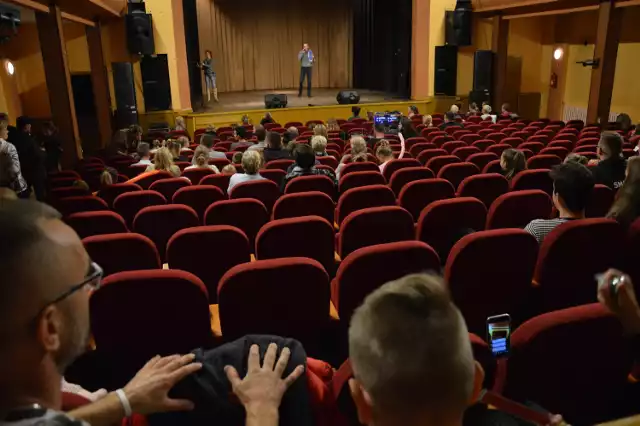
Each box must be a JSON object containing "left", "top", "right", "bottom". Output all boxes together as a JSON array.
[
  {"left": 563, "top": 44, "right": 594, "bottom": 112},
  {"left": 457, "top": 17, "right": 492, "bottom": 96}
]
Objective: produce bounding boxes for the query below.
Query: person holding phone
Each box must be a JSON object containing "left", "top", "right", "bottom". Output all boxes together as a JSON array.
[{"left": 297, "top": 43, "right": 315, "bottom": 98}]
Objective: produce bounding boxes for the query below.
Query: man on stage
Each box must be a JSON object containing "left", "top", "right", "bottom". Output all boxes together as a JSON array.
[{"left": 298, "top": 43, "right": 315, "bottom": 98}]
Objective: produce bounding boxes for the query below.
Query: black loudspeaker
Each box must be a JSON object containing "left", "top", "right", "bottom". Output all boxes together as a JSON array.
[
  {"left": 434, "top": 45, "right": 458, "bottom": 96},
  {"left": 337, "top": 90, "right": 361, "bottom": 105},
  {"left": 126, "top": 12, "right": 154, "bottom": 55},
  {"left": 265, "top": 94, "right": 287, "bottom": 109},
  {"left": 141, "top": 55, "right": 171, "bottom": 111},
  {"left": 445, "top": 10, "right": 472, "bottom": 46},
  {"left": 112, "top": 62, "right": 138, "bottom": 128},
  {"left": 474, "top": 50, "right": 494, "bottom": 92}
]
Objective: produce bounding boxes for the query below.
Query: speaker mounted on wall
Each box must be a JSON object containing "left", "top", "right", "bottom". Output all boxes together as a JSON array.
[
  {"left": 337, "top": 90, "right": 360, "bottom": 105},
  {"left": 473, "top": 50, "right": 494, "bottom": 92},
  {"left": 445, "top": 10, "right": 472, "bottom": 47},
  {"left": 141, "top": 55, "right": 171, "bottom": 111},
  {"left": 126, "top": 1, "right": 155, "bottom": 55},
  {"left": 434, "top": 45, "right": 458, "bottom": 96},
  {"left": 265, "top": 94, "right": 288, "bottom": 109}
]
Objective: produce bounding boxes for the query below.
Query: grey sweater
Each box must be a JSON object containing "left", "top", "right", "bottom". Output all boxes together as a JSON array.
[{"left": 298, "top": 50, "right": 314, "bottom": 67}]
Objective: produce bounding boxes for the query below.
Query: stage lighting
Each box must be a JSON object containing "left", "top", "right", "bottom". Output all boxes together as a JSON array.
[
  {"left": 553, "top": 47, "right": 563, "bottom": 60},
  {"left": 5, "top": 60, "right": 14, "bottom": 76}
]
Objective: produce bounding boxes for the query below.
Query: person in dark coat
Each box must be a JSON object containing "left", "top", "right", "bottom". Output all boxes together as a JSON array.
[
  {"left": 9, "top": 116, "right": 46, "bottom": 200},
  {"left": 41, "top": 121, "right": 63, "bottom": 173}
]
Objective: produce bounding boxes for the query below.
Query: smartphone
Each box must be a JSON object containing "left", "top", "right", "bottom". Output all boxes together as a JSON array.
[{"left": 486, "top": 314, "right": 511, "bottom": 357}]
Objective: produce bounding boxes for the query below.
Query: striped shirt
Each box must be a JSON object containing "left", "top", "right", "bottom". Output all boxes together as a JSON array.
[{"left": 525, "top": 218, "right": 572, "bottom": 244}]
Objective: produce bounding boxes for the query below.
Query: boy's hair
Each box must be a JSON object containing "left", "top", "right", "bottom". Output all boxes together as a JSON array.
[{"left": 550, "top": 162, "right": 595, "bottom": 213}]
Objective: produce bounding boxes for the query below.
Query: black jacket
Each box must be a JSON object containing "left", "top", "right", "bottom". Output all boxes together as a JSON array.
[
  {"left": 439, "top": 121, "right": 464, "bottom": 131},
  {"left": 591, "top": 157, "right": 626, "bottom": 190},
  {"left": 149, "top": 335, "right": 314, "bottom": 426},
  {"left": 9, "top": 130, "right": 45, "bottom": 183},
  {"left": 264, "top": 147, "right": 292, "bottom": 163}
]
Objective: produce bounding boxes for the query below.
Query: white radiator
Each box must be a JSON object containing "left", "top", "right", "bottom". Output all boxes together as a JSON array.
[{"left": 562, "top": 105, "right": 619, "bottom": 123}]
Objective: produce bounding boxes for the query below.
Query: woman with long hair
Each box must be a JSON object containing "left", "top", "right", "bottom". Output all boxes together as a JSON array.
[
  {"left": 336, "top": 136, "right": 368, "bottom": 179},
  {"left": 500, "top": 148, "right": 527, "bottom": 181},
  {"left": 607, "top": 157, "right": 640, "bottom": 228},
  {"left": 168, "top": 140, "right": 189, "bottom": 163},
  {"left": 146, "top": 147, "right": 181, "bottom": 177},
  {"left": 185, "top": 146, "right": 220, "bottom": 173},
  {"left": 314, "top": 124, "right": 328, "bottom": 139}
]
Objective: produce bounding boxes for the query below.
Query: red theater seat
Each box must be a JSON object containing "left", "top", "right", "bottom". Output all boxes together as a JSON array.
[
  {"left": 133, "top": 205, "right": 200, "bottom": 262},
  {"left": 381, "top": 158, "right": 421, "bottom": 182},
  {"left": 172, "top": 185, "right": 226, "bottom": 221},
  {"left": 272, "top": 191, "right": 335, "bottom": 224},
  {"left": 133, "top": 170, "right": 173, "bottom": 189},
  {"left": 338, "top": 206, "right": 414, "bottom": 259},
  {"left": 256, "top": 216, "right": 335, "bottom": 273},
  {"left": 265, "top": 159, "right": 295, "bottom": 172},
  {"left": 486, "top": 190, "right": 552, "bottom": 229},
  {"left": 98, "top": 183, "right": 142, "bottom": 208},
  {"left": 451, "top": 146, "right": 481, "bottom": 161},
  {"left": 398, "top": 178, "right": 455, "bottom": 221},
  {"left": 200, "top": 174, "right": 232, "bottom": 194},
  {"left": 511, "top": 169, "right": 553, "bottom": 195},
  {"left": 485, "top": 143, "right": 511, "bottom": 156},
  {"left": 83, "top": 233, "right": 161, "bottom": 277},
  {"left": 113, "top": 190, "right": 166, "bottom": 228},
  {"left": 167, "top": 225, "right": 250, "bottom": 302},
  {"left": 50, "top": 187, "right": 90, "bottom": 201},
  {"left": 230, "top": 179, "right": 280, "bottom": 213},
  {"left": 182, "top": 168, "right": 216, "bottom": 185},
  {"left": 445, "top": 229, "right": 538, "bottom": 335},
  {"left": 425, "top": 155, "right": 461, "bottom": 175},
  {"left": 338, "top": 171, "right": 386, "bottom": 193},
  {"left": 388, "top": 166, "right": 435, "bottom": 197},
  {"left": 340, "top": 161, "right": 379, "bottom": 177},
  {"left": 417, "top": 149, "right": 448, "bottom": 166},
  {"left": 218, "top": 258, "right": 331, "bottom": 345},
  {"left": 527, "top": 154, "right": 562, "bottom": 170},
  {"left": 437, "top": 162, "right": 479, "bottom": 189},
  {"left": 284, "top": 175, "right": 336, "bottom": 199},
  {"left": 457, "top": 173, "right": 509, "bottom": 208},
  {"left": 416, "top": 197, "right": 487, "bottom": 261},
  {"left": 332, "top": 241, "right": 440, "bottom": 323},
  {"left": 57, "top": 196, "right": 109, "bottom": 217},
  {"left": 467, "top": 152, "right": 498, "bottom": 172},
  {"left": 586, "top": 184, "right": 614, "bottom": 218},
  {"left": 505, "top": 304, "right": 632, "bottom": 425},
  {"left": 67, "top": 211, "right": 128, "bottom": 239},
  {"left": 149, "top": 177, "right": 191, "bottom": 201},
  {"left": 335, "top": 185, "right": 396, "bottom": 226},
  {"left": 205, "top": 199, "right": 268, "bottom": 249},
  {"left": 534, "top": 218, "right": 625, "bottom": 313}
]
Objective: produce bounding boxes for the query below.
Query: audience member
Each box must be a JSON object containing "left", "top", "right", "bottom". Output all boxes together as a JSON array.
[
  {"left": 633, "top": 124, "right": 640, "bottom": 137},
  {"left": 174, "top": 116, "right": 187, "bottom": 132},
  {"left": 228, "top": 150, "right": 266, "bottom": 193},
  {"left": 348, "top": 274, "right": 483, "bottom": 426},
  {"left": 10, "top": 116, "right": 46, "bottom": 201},
  {"left": 500, "top": 103, "right": 513, "bottom": 119},
  {"left": 260, "top": 112, "right": 274, "bottom": 126},
  {"left": 592, "top": 132, "right": 626, "bottom": 190},
  {"left": 232, "top": 152, "right": 243, "bottom": 164},
  {"left": 327, "top": 118, "right": 347, "bottom": 140},
  {"left": 146, "top": 147, "right": 181, "bottom": 177},
  {"left": 168, "top": 140, "right": 189, "bottom": 163},
  {"left": 480, "top": 105, "right": 493, "bottom": 122},
  {"left": 100, "top": 168, "right": 118, "bottom": 187},
  {"left": 368, "top": 123, "right": 386, "bottom": 149},
  {"left": 336, "top": 136, "right": 369, "bottom": 179},
  {"left": 349, "top": 106, "right": 362, "bottom": 121},
  {"left": 597, "top": 269, "right": 640, "bottom": 337},
  {"left": 423, "top": 115, "right": 433, "bottom": 128},
  {"left": 132, "top": 142, "right": 152, "bottom": 166},
  {"left": 241, "top": 114, "right": 251, "bottom": 126},
  {"left": 439, "top": 111, "right": 463, "bottom": 131},
  {"left": 41, "top": 121, "right": 62, "bottom": 173},
  {"left": 616, "top": 113, "right": 633, "bottom": 134},
  {"left": 313, "top": 124, "right": 328, "bottom": 140},
  {"left": 468, "top": 102, "right": 479, "bottom": 116},
  {"left": 282, "top": 143, "right": 337, "bottom": 190},
  {"left": 0, "top": 122, "right": 27, "bottom": 197},
  {"left": 263, "top": 132, "right": 291, "bottom": 163},
  {"left": 311, "top": 135, "right": 330, "bottom": 158},
  {"left": 185, "top": 146, "right": 220, "bottom": 173},
  {"left": 500, "top": 148, "right": 526, "bottom": 181},
  {"left": 449, "top": 104, "right": 461, "bottom": 120},
  {"left": 400, "top": 117, "right": 418, "bottom": 139},
  {"left": 287, "top": 126, "right": 299, "bottom": 137},
  {"left": 248, "top": 126, "right": 268, "bottom": 151},
  {"left": 0, "top": 200, "right": 302, "bottom": 426},
  {"left": 408, "top": 106, "right": 419, "bottom": 118},
  {"left": 376, "top": 141, "right": 394, "bottom": 174},
  {"left": 178, "top": 136, "right": 190, "bottom": 151},
  {"left": 127, "top": 125, "right": 143, "bottom": 154},
  {"left": 564, "top": 153, "right": 589, "bottom": 165},
  {"left": 607, "top": 157, "right": 640, "bottom": 228},
  {"left": 200, "top": 133, "right": 227, "bottom": 160},
  {"left": 221, "top": 164, "right": 237, "bottom": 175},
  {"left": 205, "top": 124, "right": 216, "bottom": 135},
  {"left": 525, "top": 163, "right": 594, "bottom": 244},
  {"left": 107, "top": 129, "right": 129, "bottom": 157},
  {"left": 230, "top": 126, "right": 254, "bottom": 151}
]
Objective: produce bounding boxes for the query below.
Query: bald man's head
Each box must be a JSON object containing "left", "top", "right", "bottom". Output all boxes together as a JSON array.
[{"left": 0, "top": 200, "right": 91, "bottom": 374}]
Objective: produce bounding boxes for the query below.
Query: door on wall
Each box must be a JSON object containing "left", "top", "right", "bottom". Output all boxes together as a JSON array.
[{"left": 71, "top": 74, "right": 100, "bottom": 156}]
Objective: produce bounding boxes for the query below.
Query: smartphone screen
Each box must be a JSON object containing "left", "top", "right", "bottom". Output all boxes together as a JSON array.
[{"left": 487, "top": 314, "right": 511, "bottom": 357}]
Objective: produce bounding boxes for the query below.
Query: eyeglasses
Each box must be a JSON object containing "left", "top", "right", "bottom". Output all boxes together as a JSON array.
[{"left": 31, "top": 261, "right": 103, "bottom": 323}]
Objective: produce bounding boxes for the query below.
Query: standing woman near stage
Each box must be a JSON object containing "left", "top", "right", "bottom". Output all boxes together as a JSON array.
[
  {"left": 298, "top": 43, "right": 315, "bottom": 98},
  {"left": 199, "top": 50, "right": 218, "bottom": 103}
]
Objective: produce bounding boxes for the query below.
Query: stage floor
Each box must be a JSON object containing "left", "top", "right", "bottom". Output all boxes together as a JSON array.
[{"left": 194, "top": 88, "right": 407, "bottom": 113}]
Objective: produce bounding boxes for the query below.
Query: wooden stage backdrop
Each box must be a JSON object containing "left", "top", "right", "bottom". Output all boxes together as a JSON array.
[{"left": 195, "top": 0, "right": 353, "bottom": 93}]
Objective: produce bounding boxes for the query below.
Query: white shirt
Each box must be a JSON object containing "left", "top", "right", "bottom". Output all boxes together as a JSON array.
[
  {"left": 184, "top": 164, "right": 220, "bottom": 173},
  {"left": 133, "top": 158, "right": 152, "bottom": 166},
  {"left": 228, "top": 173, "right": 266, "bottom": 193}
]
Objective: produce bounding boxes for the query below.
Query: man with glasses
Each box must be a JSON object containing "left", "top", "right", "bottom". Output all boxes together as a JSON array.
[{"left": 0, "top": 200, "right": 303, "bottom": 426}]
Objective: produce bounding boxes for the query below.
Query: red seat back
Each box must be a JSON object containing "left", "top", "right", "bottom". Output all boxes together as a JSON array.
[
  {"left": 388, "top": 166, "right": 435, "bottom": 197},
  {"left": 527, "top": 154, "right": 562, "bottom": 170},
  {"left": 398, "top": 178, "right": 455, "bottom": 221},
  {"left": 256, "top": 216, "right": 335, "bottom": 273},
  {"left": 416, "top": 197, "right": 487, "bottom": 261},
  {"left": 284, "top": 175, "right": 336, "bottom": 200},
  {"left": 436, "top": 162, "right": 480, "bottom": 189},
  {"left": 133, "top": 205, "right": 200, "bottom": 262},
  {"left": 200, "top": 174, "right": 232, "bottom": 194},
  {"left": 205, "top": 199, "right": 268, "bottom": 249},
  {"left": 486, "top": 190, "right": 552, "bottom": 229},
  {"left": 67, "top": 211, "right": 128, "bottom": 239},
  {"left": 149, "top": 177, "right": 191, "bottom": 201},
  {"left": 167, "top": 225, "right": 250, "bottom": 302},
  {"left": 98, "top": 183, "right": 142, "bottom": 208},
  {"left": 381, "top": 158, "right": 421, "bottom": 182},
  {"left": 511, "top": 169, "right": 553, "bottom": 195},
  {"left": 338, "top": 206, "right": 414, "bottom": 258},
  {"left": 265, "top": 159, "right": 295, "bottom": 172},
  {"left": 183, "top": 168, "right": 216, "bottom": 185},
  {"left": 83, "top": 233, "right": 161, "bottom": 277},
  {"left": 340, "top": 161, "right": 379, "bottom": 177},
  {"left": 457, "top": 173, "right": 509, "bottom": 208},
  {"left": 445, "top": 229, "right": 538, "bottom": 335},
  {"left": 451, "top": 146, "right": 481, "bottom": 161},
  {"left": 113, "top": 190, "right": 167, "bottom": 228},
  {"left": 467, "top": 152, "right": 498, "bottom": 172},
  {"left": 586, "top": 184, "right": 614, "bottom": 218},
  {"left": 172, "top": 185, "right": 226, "bottom": 220},
  {"left": 57, "top": 196, "right": 109, "bottom": 217},
  {"left": 336, "top": 185, "right": 396, "bottom": 225},
  {"left": 230, "top": 179, "right": 280, "bottom": 213},
  {"left": 338, "top": 171, "right": 386, "bottom": 193}
]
